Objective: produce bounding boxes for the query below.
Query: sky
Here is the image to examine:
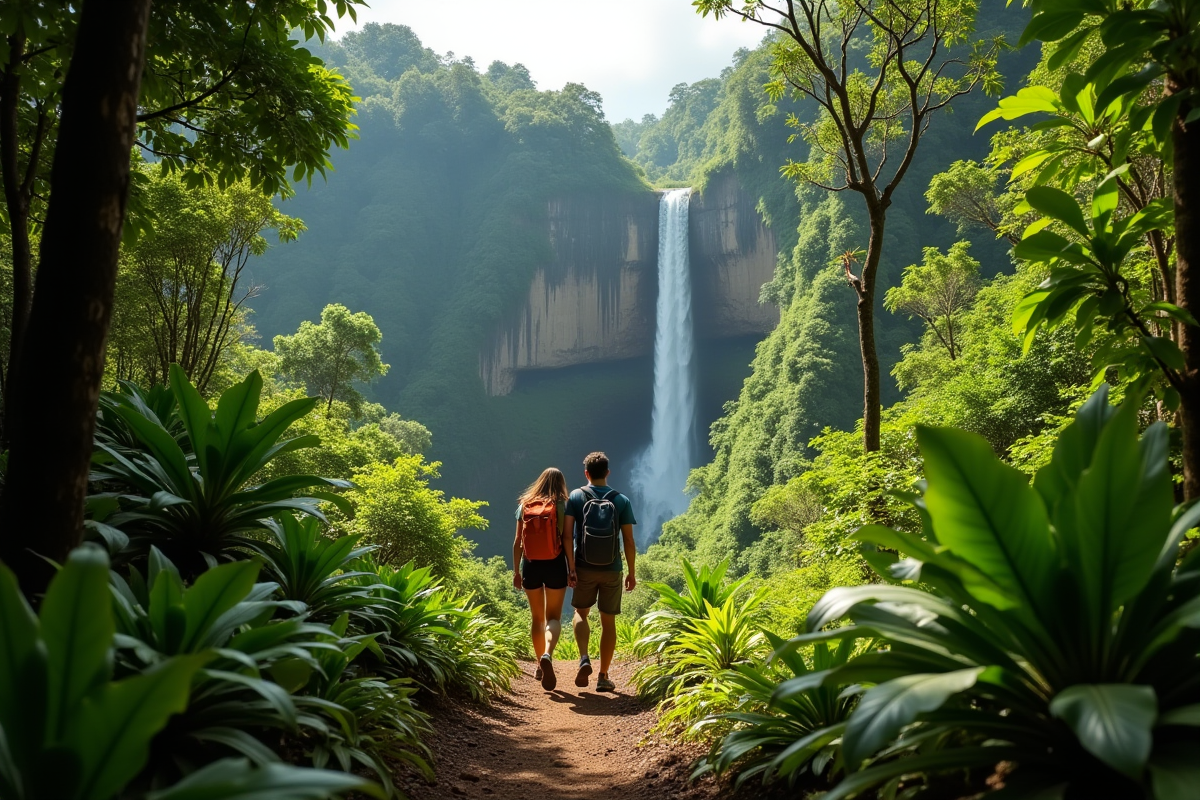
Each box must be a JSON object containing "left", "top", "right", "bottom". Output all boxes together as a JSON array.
[{"left": 340, "top": 0, "right": 769, "bottom": 123}]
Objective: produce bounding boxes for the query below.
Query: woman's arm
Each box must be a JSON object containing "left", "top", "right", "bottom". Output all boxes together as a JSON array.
[
  {"left": 563, "top": 513, "right": 577, "bottom": 587},
  {"left": 512, "top": 520, "right": 523, "bottom": 589}
]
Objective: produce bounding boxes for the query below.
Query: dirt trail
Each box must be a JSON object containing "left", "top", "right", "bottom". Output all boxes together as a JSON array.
[{"left": 399, "top": 660, "right": 749, "bottom": 800}]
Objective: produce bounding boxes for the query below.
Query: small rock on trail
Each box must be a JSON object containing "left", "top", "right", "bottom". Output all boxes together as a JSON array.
[{"left": 398, "top": 661, "right": 762, "bottom": 800}]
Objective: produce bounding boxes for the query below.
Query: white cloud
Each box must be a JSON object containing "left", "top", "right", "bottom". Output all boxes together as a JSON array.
[{"left": 340, "top": 0, "right": 768, "bottom": 122}]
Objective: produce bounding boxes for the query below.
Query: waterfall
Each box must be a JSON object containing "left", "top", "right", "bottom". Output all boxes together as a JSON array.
[{"left": 633, "top": 188, "right": 696, "bottom": 544}]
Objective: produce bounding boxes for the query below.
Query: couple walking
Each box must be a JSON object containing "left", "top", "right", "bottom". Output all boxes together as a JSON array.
[{"left": 512, "top": 451, "right": 636, "bottom": 693}]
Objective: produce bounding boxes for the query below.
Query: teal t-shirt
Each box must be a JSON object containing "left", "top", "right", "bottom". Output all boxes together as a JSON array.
[{"left": 565, "top": 484, "right": 636, "bottom": 572}]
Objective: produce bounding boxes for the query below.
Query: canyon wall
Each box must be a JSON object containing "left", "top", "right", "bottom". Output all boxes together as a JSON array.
[
  {"left": 689, "top": 171, "right": 782, "bottom": 339},
  {"left": 480, "top": 174, "right": 781, "bottom": 396}
]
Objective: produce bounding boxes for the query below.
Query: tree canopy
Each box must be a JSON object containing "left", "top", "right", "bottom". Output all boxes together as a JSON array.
[{"left": 274, "top": 303, "right": 389, "bottom": 415}]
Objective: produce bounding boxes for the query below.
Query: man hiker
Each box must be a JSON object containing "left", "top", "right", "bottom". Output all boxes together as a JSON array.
[{"left": 563, "top": 451, "right": 636, "bottom": 692}]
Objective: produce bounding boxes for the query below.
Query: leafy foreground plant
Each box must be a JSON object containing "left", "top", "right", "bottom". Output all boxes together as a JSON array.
[
  {"left": 90, "top": 366, "right": 350, "bottom": 574},
  {"left": 0, "top": 544, "right": 372, "bottom": 800},
  {"left": 250, "top": 513, "right": 390, "bottom": 628},
  {"left": 363, "top": 558, "right": 518, "bottom": 699},
  {"left": 786, "top": 386, "right": 1200, "bottom": 799},
  {"left": 110, "top": 549, "right": 328, "bottom": 781},
  {"left": 633, "top": 560, "right": 769, "bottom": 734},
  {"left": 633, "top": 560, "right": 753, "bottom": 700},
  {"left": 694, "top": 633, "right": 859, "bottom": 790}
]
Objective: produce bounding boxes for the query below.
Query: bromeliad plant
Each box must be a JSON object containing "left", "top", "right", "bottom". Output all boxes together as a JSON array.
[
  {"left": 694, "top": 633, "right": 860, "bottom": 791},
  {"left": 109, "top": 550, "right": 335, "bottom": 781},
  {"left": 633, "top": 559, "right": 754, "bottom": 700},
  {"left": 249, "top": 513, "right": 391, "bottom": 628},
  {"left": 89, "top": 366, "right": 351, "bottom": 574},
  {"left": 633, "top": 560, "right": 769, "bottom": 733},
  {"left": 784, "top": 386, "right": 1200, "bottom": 799},
  {"left": 297, "top": 618, "right": 433, "bottom": 798},
  {"left": 360, "top": 559, "right": 518, "bottom": 699}
]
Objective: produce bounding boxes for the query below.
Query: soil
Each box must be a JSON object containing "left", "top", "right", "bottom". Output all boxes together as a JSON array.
[{"left": 397, "top": 660, "right": 776, "bottom": 800}]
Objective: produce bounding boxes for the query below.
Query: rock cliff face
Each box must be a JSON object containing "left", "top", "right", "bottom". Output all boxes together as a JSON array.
[
  {"left": 480, "top": 175, "right": 780, "bottom": 396},
  {"left": 690, "top": 172, "right": 781, "bottom": 339}
]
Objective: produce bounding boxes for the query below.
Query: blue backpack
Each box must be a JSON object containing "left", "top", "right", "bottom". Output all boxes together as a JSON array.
[{"left": 580, "top": 487, "right": 620, "bottom": 566}]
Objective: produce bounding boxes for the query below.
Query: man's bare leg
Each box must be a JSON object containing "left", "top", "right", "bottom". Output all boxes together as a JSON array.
[
  {"left": 573, "top": 607, "right": 593, "bottom": 686},
  {"left": 598, "top": 611, "right": 617, "bottom": 675}
]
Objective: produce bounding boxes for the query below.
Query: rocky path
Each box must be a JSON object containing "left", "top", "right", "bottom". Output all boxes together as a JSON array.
[{"left": 399, "top": 660, "right": 751, "bottom": 800}]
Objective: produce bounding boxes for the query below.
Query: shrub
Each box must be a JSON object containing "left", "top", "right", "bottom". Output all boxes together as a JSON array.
[
  {"left": 634, "top": 560, "right": 769, "bottom": 734},
  {"left": 343, "top": 455, "right": 486, "bottom": 578},
  {"left": 249, "top": 513, "right": 391, "bottom": 628}
]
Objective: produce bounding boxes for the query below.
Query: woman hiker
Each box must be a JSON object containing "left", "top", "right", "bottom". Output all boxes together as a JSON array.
[{"left": 513, "top": 467, "right": 576, "bottom": 690}]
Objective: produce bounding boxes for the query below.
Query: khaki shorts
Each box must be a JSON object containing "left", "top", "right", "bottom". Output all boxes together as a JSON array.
[{"left": 572, "top": 568, "right": 622, "bottom": 615}]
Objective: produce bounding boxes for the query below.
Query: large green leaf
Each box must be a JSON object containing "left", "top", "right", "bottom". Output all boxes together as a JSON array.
[
  {"left": 805, "top": 584, "right": 958, "bottom": 632},
  {"left": 843, "top": 668, "right": 984, "bottom": 769},
  {"left": 147, "top": 757, "right": 381, "bottom": 800},
  {"left": 0, "top": 562, "right": 41, "bottom": 766},
  {"left": 1150, "top": 742, "right": 1200, "bottom": 800},
  {"left": 1068, "top": 404, "right": 1171, "bottom": 614},
  {"left": 111, "top": 403, "right": 194, "bottom": 494},
  {"left": 68, "top": 654, "right": 209, "bottom": 800},
  {"left": 1034, "top": 385, "right": 1118, "bottom": 514},
  {"left": 1049, "top": 684, "right": 1156, "bottom": 778},
  {"left": 1026, "top": 186, "right": 1089, "bottom": 237},
  {"left": 918, "top": 426, "right": 1056, "bottom": 614},
  {"left": 171, "top": 363, "right": 216, "bottom": 478},
  {"left": 41, "top": 545, "right": 115, "bottom": 742},
  {"left": 214, "top": 370, "right": 263, "bottom": 453},
  {"left": 183, "top": 561, "right": 260, "bottom": 651},
  {"left": 823, "top": 745, "right": 1025, "bottom": 800}
]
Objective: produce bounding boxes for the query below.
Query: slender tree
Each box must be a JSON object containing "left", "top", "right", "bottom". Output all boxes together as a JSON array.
[
  {"left": 693, "top": 0, "right": 1002, "bottom": 451},
  {"left": 110, "top": 170, "right": 303, "bottom": 393},
  {"left": 0, "top": 0, "right": 152, "bottom": 595}
]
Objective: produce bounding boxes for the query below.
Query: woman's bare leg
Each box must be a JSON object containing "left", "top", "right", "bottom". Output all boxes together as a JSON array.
[
  {"left": 543, "top": 587, "right": 566, "bottom": 656},
  {"left": 524, "top": 587, "right": 548, "bottom": 657}
]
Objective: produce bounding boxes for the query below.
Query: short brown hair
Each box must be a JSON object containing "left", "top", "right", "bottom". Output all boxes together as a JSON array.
[{"left": 583, "top": 451, "right": 609, "bottom": 479}]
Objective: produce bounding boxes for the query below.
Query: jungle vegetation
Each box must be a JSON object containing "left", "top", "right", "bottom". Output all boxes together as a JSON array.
[{"left": 2, "top": 0, "right": 1200, "bottom": 798}]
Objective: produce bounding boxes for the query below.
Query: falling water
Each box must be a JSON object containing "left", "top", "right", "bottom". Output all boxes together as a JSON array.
[{"left": 633, "top": 188, "right": 696, "bottom": 544}]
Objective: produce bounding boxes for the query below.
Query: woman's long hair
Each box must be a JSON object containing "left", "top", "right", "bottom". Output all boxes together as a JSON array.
[{"left": 518, "top": 467, "right": 568, "bottom": 506}]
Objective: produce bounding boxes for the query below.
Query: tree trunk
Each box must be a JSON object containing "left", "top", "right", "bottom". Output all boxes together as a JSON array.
[
  {"left": 0, "top": 0, "right": 153, "bottom": 596},
  {"left": 0, "top": 33, "right": 33, "bottom": 447},
  {"left": 1175, "top": 100, "right": 1200, "bottom": 501},
  {"left": 859, "top": 209, "right": 885, "bottom": 453}
]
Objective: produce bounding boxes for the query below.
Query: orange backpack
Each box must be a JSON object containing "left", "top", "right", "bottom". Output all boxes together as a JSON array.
[{"left": 520, "top": 499, "right": 561, "bottom": 560}]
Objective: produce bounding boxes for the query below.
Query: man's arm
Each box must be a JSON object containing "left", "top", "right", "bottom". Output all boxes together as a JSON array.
[
  {"left": 512, "top": 521, "right": 523, "bottom": 590},
  {"left": 563, "top": 514, "right": 577, "bottom": 586},
  {"left": 622, "top": 523, "right": 636, "bottom": 591}
]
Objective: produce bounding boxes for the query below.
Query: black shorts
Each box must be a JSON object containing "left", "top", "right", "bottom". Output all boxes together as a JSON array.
[{"left": 521, "top": 554, "right": 568, "bottom": 591}]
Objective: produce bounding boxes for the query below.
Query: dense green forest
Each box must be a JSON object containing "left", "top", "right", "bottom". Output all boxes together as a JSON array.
[{"left": 3, "top": 0, "right": 1200, "bottom": 797}]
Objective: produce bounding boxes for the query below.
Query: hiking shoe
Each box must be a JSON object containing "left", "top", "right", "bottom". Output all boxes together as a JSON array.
[
  {"left": 596, "top": 673, "right": 616, "bottom": 692},
  {"left": 575, "top": 656, "right": 593, "bottom": 688},
  {"left": 539, "top": 654, "right": 557, "bottom": 691},
  {"left": 535, "top": 663, "right": 543, "bottom": 681}
]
